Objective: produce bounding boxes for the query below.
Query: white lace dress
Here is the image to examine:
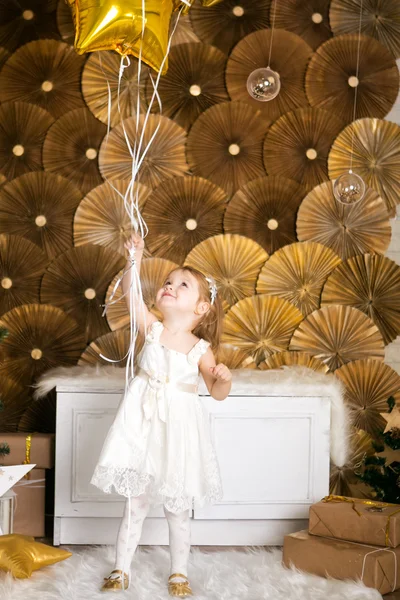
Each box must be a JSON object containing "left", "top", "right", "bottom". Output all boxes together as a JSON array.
[{"left": 90, "top": 320, "right": 223, "bottom": 513}]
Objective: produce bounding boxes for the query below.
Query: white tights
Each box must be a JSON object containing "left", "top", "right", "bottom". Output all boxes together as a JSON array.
[{"left": 111, "top": 493, "right": 191, "bottom": 583}]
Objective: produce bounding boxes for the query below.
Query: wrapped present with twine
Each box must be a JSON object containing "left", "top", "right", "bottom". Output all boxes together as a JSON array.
[
  {"left": 309, "top": 495, "right": 400, "bottom": 548},
  {"left": 0, "top": 433, "right": 54, "bottom": 469},
  {"left": 11, "top": 469, "right": 46, "bottom": 537}
]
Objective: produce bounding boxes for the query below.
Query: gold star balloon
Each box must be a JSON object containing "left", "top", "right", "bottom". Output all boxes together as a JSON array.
[
  {"left": 380, "top": 405, "right": 400, "bottom": 434},
  {"left": 0, "top": 534, "right": 72, "bottom": 578}
]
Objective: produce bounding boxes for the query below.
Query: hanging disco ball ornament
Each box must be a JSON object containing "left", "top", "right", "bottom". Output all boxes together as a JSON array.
[
  {"left": 333, "top": 170, "right": 366, "bottom": 205},
  {"left": 246, "top": 67, "right": 281, "bottom": 102}
]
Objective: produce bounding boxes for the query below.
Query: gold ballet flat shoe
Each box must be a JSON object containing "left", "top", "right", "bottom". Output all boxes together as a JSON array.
[
  {"left": 168, "top": 573, "right": 193, "bottom": 597},
  {"left": 101, "top": 569, "right": 130, "bottom": 591}
]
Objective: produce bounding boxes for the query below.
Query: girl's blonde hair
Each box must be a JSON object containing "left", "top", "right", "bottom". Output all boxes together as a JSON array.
[{"left": 169, "top": 266, "right": 224, "bottom": 353}]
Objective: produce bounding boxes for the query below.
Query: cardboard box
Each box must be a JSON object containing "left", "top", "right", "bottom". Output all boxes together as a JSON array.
[
  {"left": 11, "top": 468, "right": 46, "bottom": 537},
  {"left": 309, "top": 496, "right": 400, "bottom": 547},
  {"left": 283, "top": 530, "right": 399, "bottom": 595},
  {"left": 0, "top": 433, "right": 54, "bottom": 469}
]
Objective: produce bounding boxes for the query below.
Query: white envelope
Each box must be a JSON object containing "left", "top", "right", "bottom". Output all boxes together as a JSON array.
[{"left": 0, "top": 464, "right": 36, "bottom": 497}]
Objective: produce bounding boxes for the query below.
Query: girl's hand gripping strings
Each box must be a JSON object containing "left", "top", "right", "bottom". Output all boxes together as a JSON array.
[{"left": 124, "top": 231, "right": 145, "bottom": 258}]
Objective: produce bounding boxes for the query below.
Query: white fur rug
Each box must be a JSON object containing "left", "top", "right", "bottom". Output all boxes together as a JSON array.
[{"left": 0, "top": 545, "right": 382, "bottom": 600}]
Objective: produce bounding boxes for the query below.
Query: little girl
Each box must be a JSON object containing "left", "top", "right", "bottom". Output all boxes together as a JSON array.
[{"left": 90, "top": 232, "right": 232, "bottom": 596}]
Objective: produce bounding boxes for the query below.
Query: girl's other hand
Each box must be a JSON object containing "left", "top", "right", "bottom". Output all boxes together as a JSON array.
[
  {"left": 209, "top": 363, "right": 232, "bottom": 383},
  {"left": 124, "top": 231, "right": 145, "bottom": 253}
]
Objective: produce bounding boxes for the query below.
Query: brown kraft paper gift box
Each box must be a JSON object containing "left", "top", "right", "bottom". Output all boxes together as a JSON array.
[
  {"left": 282, "top": 530, "right": 399, "bottom": 595},
  {"left": 11, "top": 468, "right": 46, "bottom": 537},
  {"left": 0, "top": 433, "right": 55, "bottom": 469},
  {"left": 309, "top": 496, "right": 400, "bottom": 548}
]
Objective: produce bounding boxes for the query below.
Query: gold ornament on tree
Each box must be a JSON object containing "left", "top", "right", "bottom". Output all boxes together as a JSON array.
[
  {"left": 257, "top": 241, "right": 341, "bottom": 317},
  {"left": 225, "top": 176, "right": 306, "bottom": 255},
  {"left": 185, "top": 234, "right": 269, "bottom": 309},
  {"left": 290, "top": 305, "right": 385, "bottom": 371},
  {"left": 296, "top": 181, "right": 391, "bottom": 261},
  {"left": 321, "top": 254, "right": 400, "bottom": 345},
  {"left": 335, "top": 359, "right": 400, "bottom": 437},
  {"left": 222, "top": 294, "right": 303, "bottom": 364}
]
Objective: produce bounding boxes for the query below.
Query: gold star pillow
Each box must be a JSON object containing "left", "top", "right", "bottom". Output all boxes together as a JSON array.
[{"left": 0, "top": 534, "right": 72, "bottom": 578}]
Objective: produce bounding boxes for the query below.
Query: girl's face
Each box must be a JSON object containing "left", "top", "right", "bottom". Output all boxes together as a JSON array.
[{"left": 155, "top": 269, "right": 206, "bottom": 316}]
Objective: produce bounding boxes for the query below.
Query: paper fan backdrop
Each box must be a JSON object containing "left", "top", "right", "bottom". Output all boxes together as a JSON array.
[
  {"left": 330, "top": 0, "right": 400, "bottom": 59},
  {"left": 259, "top": 351, "right": 329, "bottom": 373},
  {"left": 82, "top": 51, "right": 148, "bottom": 127},
  {"left": 142, "top": 176, "right": 226, "bottom": 264},
  {"left": 79, "top": 328, "right": 144, "bottom": 368},
  {"left": 105, "top": 257, "right": 179, "bottom": 331},
  {"left": 305, "top": 35, "right": 399, "bottom": 123},
  {"left": 0, "top": 0, "right": 58, "bottom": 52},
  {"left": 185, "top": 234, "right": 268, "bottom": 309},
  {"left": 226, "top": 29, "right": 312, "bottom": 123},
  {"left": 335, "top": 359, "right": 400, "bottom": 437},
  {"left": 321, "top": 254, "right": 400, "bottom": 345},
  {"left": 0, "top": 376, "right": 30, "bottom": 432},
  {"left": 257, "top": 242, "right": 341, "bottom": 317},
  {"left": 43, "top": 107, "right": 106, "bottom": 196},
  {"left": 18, "top": 391, "right": 56, "bottom": 433},
  {"left": 189, "top": 0, "right": 271, "bottom": 54},
  {"left": 0, "top": 303, "right": 85, "bottom": 384},
  {"left": 289, "top": 305, "right": 385, "bottom": 371},
  {"left": 145, "top": 42, "right": 229, "bottom": 131},
  {"left": 296, "top": 181, "right": 391, "bottom": 261},
  {"left": 0, "top": 39, "right": 86, "bottom": 119},
  {"left": 222, "top": 294, "right": 303, "bottom": 364},
  {"left": 0, "top": 171, "right": 82, "bottom": 259},
  {"left": 215, "top": 344, "right": 257, "bottom": 369},
  {"left": 272, "top": 0, "right": 332, "bottom": 50},
  {"left": 74, "top": 180, "right": 151, "bottom": 256},
  {"left": 171, "top": 15, "right": 200, "bottom": 46},
  {"left": 186, "top": 102, "right": 269, "bottom": 197},
  {"left": 329, "top": 428, "right": 375, "bottom": 496},
  {"left": 0, "top": 101, "right": 54, "bottom": 180},
  {"left": 224, "top": 176, "right": 306, "bottom": 255},
  {"left": 0, "top": 46, "right": 10, "bottom": 69},
  {"left": 0, "top": 234, "right": 48, "bottom": 317},
  {"left": 263, "top": 108, "right": 345, "bottom": 191},
  {"left": 56, "top": 0, "right": 74, "bottom": 44},
  {"left": 328, "top": 118, "right": 400, "bottom": 215},
  {"left": 41, "top": 244, "right": 125, "bottom": 343},
  {"left": 99, "top": 114, "right": 188, "bottom": 189}
]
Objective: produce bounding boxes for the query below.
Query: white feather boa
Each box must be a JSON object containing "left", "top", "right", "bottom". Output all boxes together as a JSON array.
[{"left": 33, "top": 365, "right": 350, "bottom": 468}]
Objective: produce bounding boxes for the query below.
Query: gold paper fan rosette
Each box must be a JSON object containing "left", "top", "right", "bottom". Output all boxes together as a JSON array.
[
  {"left": 0, "top": 171, "right": 82, "bottom": 259},
  {"left": 321, "top": 254, "right": 400, "bottom": 345},
  {"left": 185, "top": 234, "right": 268, "bottom": 309},
  {"left": 224, "top": 176, "right": 306, "bottom": 255},
  {"left": 263, "top": 108, "right": 345, "bottom": 191},
  {"left": 82, "top": 51, "right": 148, "bottom": 127},
  {"left": 171, "top": 15, "right": 200, "bottom": 46},
  {"left": 257, "top": 242, "right": 341, "bottom": 317},
  {"left": 43, "top": 107, "right": 106, "bottom": 196},
  {"left": 0, "top": 376, "right": 30, "bottom": 432},
  {"left": 41, "top": 244, "right": 125, "bottom": 343},
  {"left": 79, "top": 328, "right": 144, "bottom": 368},
  {"left": 186, "top": 102, "right": 269, "bottom": 197},
  {"left": 259, "top": 351, "right": 329, "bottom": 373},
  {"left": 0, "top": 0, "right": 58, "bottom": 52},
  {"left": 0, "top": 101, "right": 54, "bottom": 180},
  {"left": 142, "top": 176, "right": 226, "bottom": 264},
  {"left": 330, "top": 428, "right": 375, "bottom": 496},
  {"left": 226, "top": 29, "right": 312, "bottom": 123},
  {"left": 105, "top": 257, "right": 179, "bottom": 331},
  {"left": 328, "top": 118, "right": 400, "bottom": 215},
  {"left": 189, "top": 0, "right": 271, "bottom": 54},
  {"left": 145, "top": 42, "right": 229, "bottom": 131},
  {"left": 18, "top": 391, "right": 56, "bottom": 433},
  {"left": 296, "top": 181, "right": 391, "bottom": 261},
  {"left": 273, "top": 0, "right": 332, "bottom": 50},
  {"left": 74, "top": 180, "right": 151, "bottom": 256},
  {"left": 335, "top": 359, "right": 400, "bottom": 437},
  {"left": 0, "top": 234, "right": 48, "bottom": 316},
  {"left": 222, "top": 294, "right": 303, "bottom": 364},
  {"left": 330, "top": 0, "right": 400, "bottom": 59},
  {"left": 0, "top": 39, "right": 86, "bottom": 118},
  {"left": 56, "top": 0, "right": 74, "bottom": 44},
  {"left": 0, "top": 303, "right": 86, "bottom": 384},
  {"left": 215, "top": 344, "right": 257, "bottom": 370},
  {"left": 289, "top": 305, "right": 385, "bottom": 371},
  {"left": 305, "top": 34, "right": 399, "bottom": 123},
  {"left": 99, "top": 114, "right": 188, "bottom": 189}
]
